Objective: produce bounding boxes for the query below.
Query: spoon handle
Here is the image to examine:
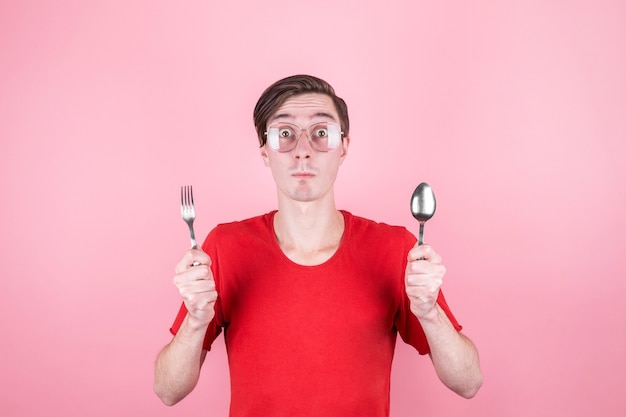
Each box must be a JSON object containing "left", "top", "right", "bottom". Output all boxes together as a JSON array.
[{"left": 418, "top": 222, "right": 424, "bottom": 245}]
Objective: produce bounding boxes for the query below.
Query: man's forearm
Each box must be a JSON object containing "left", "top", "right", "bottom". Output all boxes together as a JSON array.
[
  {"left": 419, "top": 305, "right": 484, "bottom": 398},
  {"left": 154, "top": 315, "right": 208, "bottom": 405}
]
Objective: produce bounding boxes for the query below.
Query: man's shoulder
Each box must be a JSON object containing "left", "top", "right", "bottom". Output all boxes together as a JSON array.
[
  {"left": 342, "top": 210, "right": 415, "bottom": 250},
  {"left": 341, "top": 211, "right": 416, "bottom": 262},
  {"left": 213, "top": 212, "right": 274, "bottom": 234},
  {"left": 342, "top": 210, "right": 408, "bottom": 235}
]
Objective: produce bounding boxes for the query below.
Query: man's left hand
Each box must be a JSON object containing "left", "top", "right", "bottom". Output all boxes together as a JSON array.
[{"left": 404, "top": 243, "right": 446, "bottom": 320}]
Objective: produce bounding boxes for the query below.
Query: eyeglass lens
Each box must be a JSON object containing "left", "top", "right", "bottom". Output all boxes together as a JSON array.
[{"left": 266, "top": 122, "right": 342, "bottom": 152}]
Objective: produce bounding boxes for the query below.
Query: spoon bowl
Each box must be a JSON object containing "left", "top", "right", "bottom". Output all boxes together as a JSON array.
[{"left": 410, "top": 182, "right": 437, "bottom": 245}]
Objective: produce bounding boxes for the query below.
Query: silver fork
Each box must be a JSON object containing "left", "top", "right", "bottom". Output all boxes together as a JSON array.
[{"left": 180, "top": 185, "right": 198, "bottom": 250}]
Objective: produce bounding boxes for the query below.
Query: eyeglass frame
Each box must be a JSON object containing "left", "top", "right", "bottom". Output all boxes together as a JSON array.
[{"left": 264, "top": 121, "right": 345, "bottom": 153}]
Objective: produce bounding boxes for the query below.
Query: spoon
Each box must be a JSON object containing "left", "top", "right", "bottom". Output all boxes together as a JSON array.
[{"left": 410, "top": 182, "right": 437, "bottom": 245}]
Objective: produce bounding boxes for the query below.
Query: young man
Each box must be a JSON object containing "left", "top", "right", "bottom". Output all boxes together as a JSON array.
[{"left": 154, "top": 75, "right": 483, "bottom": 416}]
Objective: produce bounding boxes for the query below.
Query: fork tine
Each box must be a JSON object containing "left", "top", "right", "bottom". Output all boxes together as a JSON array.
[
  {"left": 181, "top": 185, "right": 190, "bottom": 209},
  {"left": 181, "top": 185, "right": 188, "bottom": 215},
  {"left": 180, "top": 185, "right": 198, "bottom": 250}
]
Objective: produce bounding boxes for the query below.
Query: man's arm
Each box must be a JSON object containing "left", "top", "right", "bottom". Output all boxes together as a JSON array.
[
  {"left": 405, "top": 244, "right": 484, "bottom": 398},
  {"left": 420, "top": 305, "right": 483, "bottom": 398},
  {"left": 154, "top": 317, "right": 209, "bottom": 405},
  {"left": 154, "top": 250, "right": 217, "bottom": 405}
]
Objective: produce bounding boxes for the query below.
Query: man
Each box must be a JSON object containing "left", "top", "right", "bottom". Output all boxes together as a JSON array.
[{"left": 154, "top": 74, "right": 483, "bottom": 416}]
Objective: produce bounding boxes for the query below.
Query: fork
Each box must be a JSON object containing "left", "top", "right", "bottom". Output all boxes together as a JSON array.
[{"left": 180, "top": 185, "right": 198, "bottom": 250}]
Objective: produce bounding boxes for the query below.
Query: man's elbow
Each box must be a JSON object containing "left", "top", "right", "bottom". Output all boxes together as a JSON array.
[
  {"left": 157, "top": 395, "right": 181, "bottom": 407},
  {"left": 154, "top": 383, "right": 185, "bottom": 406},
  {"left": 456, "top": 373, "right": 484, "bottom": 399}
]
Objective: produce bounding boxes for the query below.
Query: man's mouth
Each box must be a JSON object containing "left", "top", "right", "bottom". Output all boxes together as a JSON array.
[{"left": 292, "top": 171, "right": 315, "bottom": 179}]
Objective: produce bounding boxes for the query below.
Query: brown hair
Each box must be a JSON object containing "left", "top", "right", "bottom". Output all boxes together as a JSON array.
[{"left": 253, "top": 74, "right": 350, "bottom": 147}]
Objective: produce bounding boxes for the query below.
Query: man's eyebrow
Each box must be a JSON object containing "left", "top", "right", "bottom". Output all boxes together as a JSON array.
[
  {"left": 270, "top": 113, "right": 290, "bottom": 122},
  {"left": 312, "top": 112, "right": 337, "bottom": 121},
  {"left": 270, "top": 112, "right": 338, "bottom": 123}
]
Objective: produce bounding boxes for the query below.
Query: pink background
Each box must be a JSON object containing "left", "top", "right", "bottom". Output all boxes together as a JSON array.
[{"left": 1, "top": 1, "right": 625, "bottom": 416}]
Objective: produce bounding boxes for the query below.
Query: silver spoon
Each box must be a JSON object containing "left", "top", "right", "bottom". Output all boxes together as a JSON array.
[{"left": 410, "top": 182, "right": 437, "bottom": 245}]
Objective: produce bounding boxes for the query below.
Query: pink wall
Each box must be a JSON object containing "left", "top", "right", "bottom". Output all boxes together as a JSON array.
[{"left": 1, "top": 1, "right": 625, "bottom": 416}]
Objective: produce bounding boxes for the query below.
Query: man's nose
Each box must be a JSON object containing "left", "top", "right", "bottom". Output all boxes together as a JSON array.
[{"left": 294, "top": 130, "right": 312, "bottom": 158}]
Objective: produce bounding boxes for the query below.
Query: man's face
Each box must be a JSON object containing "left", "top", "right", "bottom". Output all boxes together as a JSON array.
[{"left": 260, "top": 93, "right": 349, "bottom": 204}]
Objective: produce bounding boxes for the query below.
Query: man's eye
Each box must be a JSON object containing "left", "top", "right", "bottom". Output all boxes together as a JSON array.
[
  {"left": 279, "top": 129, "right": 292, "bottom": 137},
  {"left": 315, "top": 129, "right": 328, "bottom": 137}
]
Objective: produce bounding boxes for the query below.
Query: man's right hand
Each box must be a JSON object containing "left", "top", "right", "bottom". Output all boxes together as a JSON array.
[{"left": 173, "top": 249, "right": 218, "bottom": 329}]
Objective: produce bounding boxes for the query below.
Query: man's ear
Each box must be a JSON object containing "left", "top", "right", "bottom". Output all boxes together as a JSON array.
[
  {"left": 260, "top": 145, "right": 270, "bottom": 167},
  {"left": 339, "top": 136, "right": 350, "bottom": 162}
]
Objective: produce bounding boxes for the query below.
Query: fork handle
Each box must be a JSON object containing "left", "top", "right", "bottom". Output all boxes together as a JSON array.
[
  {"left": 187, "top": 224, "right": 198, "bottom": 250},
  {"left": 188, "top": 225, "right": 200, "bottom": 265},
  {"left": 190, "top": 236, "right": 199, "bottom": 266},
  {"left": 189, "top": 230, "right": 200, "bottom": 266}
]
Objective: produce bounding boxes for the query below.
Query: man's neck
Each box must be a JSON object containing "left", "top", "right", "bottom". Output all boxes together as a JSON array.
[{"left": 273, "top": 202, "right": 345, "bottom": 266}]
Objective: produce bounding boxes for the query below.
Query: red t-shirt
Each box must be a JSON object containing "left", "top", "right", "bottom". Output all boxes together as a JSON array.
[{"left": 170, "top": 211, "right": 461, "bottom": 417}]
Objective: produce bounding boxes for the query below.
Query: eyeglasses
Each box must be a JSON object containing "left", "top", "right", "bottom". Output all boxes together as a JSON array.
[{"left": 265, "top": 121, "right": 344, "bottom": 152}]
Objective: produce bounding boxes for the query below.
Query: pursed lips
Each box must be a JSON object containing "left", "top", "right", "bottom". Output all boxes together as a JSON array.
[{"left": 291, "top": 171, "right": 315, "bottom": 179}]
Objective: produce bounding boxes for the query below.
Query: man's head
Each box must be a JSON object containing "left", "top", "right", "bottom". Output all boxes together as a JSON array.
[{"left": 253, "top": 75, "right": 350, "bottom": 147}]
